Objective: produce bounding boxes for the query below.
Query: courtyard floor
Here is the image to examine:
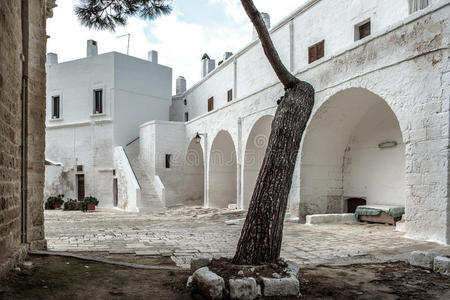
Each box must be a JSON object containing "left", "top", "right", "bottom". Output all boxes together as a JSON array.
[{"left": 44, "top": 207, "right": 450, "bottom": 269}]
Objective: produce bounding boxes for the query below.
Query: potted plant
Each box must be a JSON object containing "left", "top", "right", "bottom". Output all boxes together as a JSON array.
[
  {"left": 44, "top": 194, "right": 64, "bottom": 210},
  {"left": 81, "top": 196, "right": 99, "bottom": 212},
  {"left": 63, "top": 198, "right": 81, "bottom": 211}
]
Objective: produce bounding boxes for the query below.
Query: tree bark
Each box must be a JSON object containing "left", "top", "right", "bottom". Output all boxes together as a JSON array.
[
  {"left": 233, "top": 0, "right": 315, "bottom": 265},
  {"left": 233, "top": 83, "right": 314, "bottom": 265}
]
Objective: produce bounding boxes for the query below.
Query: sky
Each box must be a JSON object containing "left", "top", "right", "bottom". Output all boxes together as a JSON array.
[{"left": 47, "top": 0, "right": 307, "bottom": 91}]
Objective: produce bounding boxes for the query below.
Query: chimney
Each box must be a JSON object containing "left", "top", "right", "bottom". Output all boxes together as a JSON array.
[
  {"left": 87, "top": 39, "right": 98, "bottom": 57},
  {"left": 201, "top": 53, "right": 216, "bottom": 78},
  {"left": 46, "top": 53, "right": 58, "bottom": 66},
  {"left": 148, "top": 50, "right": 158, "bottom": 64},
  {"left": 176, "top": 76, "right": 187, "bottom": 94},
  {"left": 223, "top": 52, "right": 233, "bottom": 61},
  {"left": 252, "top": 12, "right": 271, "bottom": 40}
]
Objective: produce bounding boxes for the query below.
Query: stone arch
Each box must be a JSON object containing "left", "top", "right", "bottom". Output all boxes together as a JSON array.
[
  {"left": 209, "top": 130, "right": 237, "bottom": 208},
  {"left": 299, "top": 88, "right": 405, "bottom": 221},
  {"left": 242, "top": 115, "right": 274, "bottom": 209},
  {"left": 182, "top": 138, "right": 205, "bottom": 205}
]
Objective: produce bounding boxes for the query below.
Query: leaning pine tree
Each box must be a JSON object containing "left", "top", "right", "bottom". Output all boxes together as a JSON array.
[
  {"left": 75, "top": 0, "right": 315, "bottom": 266},
  {"left": 232, "top": 0, "right": 314, "bottom": 265}
]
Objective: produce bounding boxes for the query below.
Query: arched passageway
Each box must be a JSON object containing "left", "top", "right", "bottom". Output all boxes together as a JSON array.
[
  {"left": 182, "top": 139, "right": 204, "bottom": 205},
  {"left": 299, "top": 88, "right": 405, "bottom": 221},
  {"left": 209, "top": 131, "right": 237, "bottom": 208},
  {"left": 243, "top": 115, "right": 273, "bottom": 209}
]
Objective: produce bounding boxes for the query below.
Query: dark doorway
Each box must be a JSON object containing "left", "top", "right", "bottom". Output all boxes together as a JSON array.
[
  {"left": 77, "top": 174, "right": 85, "bottom": 201},
  {"left": 346, "top": 198, "right": 366, "bottom": 213},
  {"left": 113, "top": 178, "right": 118, "bottom": 207}
]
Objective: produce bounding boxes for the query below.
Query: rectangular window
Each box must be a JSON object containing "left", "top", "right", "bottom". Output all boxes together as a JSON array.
[
  {"left": 227, "top": 89, "right": 233, "bottom": 102},
  {"left": 93, "top": 89, "right": 103, "bottom": 114},
  {"left": 308, "top": 40, "right": 324, "bottom": 64},
  {"left": 184, "top": 98, "right": 187, "bottom": 106},
  {"left": 52, "top": 96, "right": 60, "bottom": 119},
  {"left": 409, "top": 0, "right": 428, "bottom": 14},
  {"left": 355, "top": 20, "right": 371, "bottom": 41},
  {"left": 165, "top": 154, "right": 171, "bottom": 169},
  {"left": 184, "top": 112, "right": 189, "bottom": 122},
  {"left": 208, "top": 97, "right": 214, "bottom": 112}
]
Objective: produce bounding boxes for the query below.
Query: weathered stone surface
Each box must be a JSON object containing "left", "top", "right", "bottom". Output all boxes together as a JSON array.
[
  {"left": 190, "top": 258, "right": 212, "bottom": 273},
  {"left": 192, "top": 267, "right": 225, "bottom": 299},
  {"left": 433, "top": 256, "right": 450, "bottom": 276},
  {"left": 262, "top": 276, "right": 300, "bottom": 297},
  {"left": 229, "top": 277, "right": 261, "bottom": 300},
  {"left": 285, "top": 260, "right": 300, "bottom": 277},
  {"left": 409, "top": 251, "right": 440, "bottom": 269}
]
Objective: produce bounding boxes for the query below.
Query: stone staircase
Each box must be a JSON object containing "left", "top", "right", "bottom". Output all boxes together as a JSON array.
[{"left": 124, "top": 139, "right": 166, "bottom": 213}]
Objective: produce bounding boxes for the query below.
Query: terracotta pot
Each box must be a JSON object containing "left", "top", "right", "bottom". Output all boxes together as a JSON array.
[
  {"left": 54, "top": 203, "right": 62, "bottom": 209},
  {"left": 87, "top": 204, "right": 96, "bottom": 211}
]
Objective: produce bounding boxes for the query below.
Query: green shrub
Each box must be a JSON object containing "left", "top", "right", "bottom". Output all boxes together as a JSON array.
[
  {"left": 81, "top": 196, "right": 99, "bottom": 212},
  {"left": 45, "top": 195, "right": 64, "bottom": 210},
  {"left": 63, "top": 199, "right": 81, "bottom": 211}
]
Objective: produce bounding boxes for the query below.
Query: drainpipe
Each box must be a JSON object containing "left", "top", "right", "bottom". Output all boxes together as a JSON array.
[{"left": 21, "top": 0, "right": 29, "bottom": 244}]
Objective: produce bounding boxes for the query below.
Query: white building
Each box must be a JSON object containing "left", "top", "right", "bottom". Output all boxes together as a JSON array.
[
  {"left": 44, "top": 40, "right": 172, "bottom": 210},
  {"left": 45, "top": 0, "right": 450, "bottom": 245}
]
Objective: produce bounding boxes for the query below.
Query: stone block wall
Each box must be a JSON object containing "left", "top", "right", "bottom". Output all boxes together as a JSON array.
[{"left": 0, "top": 0, "right": 50, "bottom": 277}]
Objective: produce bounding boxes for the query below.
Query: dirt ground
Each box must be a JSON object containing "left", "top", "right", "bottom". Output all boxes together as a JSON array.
[{"left": 1, "top": 255, "right": 449, "bottom": 299}]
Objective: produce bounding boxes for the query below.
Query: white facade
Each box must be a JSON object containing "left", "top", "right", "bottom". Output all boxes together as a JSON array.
[
  {"left": 159, "top": 0, "right": 449, "bottom": 245},
  {"left": 45, "top": 0, "right": 449, "bottom": 246},
  {"left": 45, "top": 43, "right": 172, "bottom": 208}
]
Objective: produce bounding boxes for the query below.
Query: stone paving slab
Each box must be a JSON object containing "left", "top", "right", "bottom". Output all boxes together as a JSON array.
[{"left": 44, "top": 207, "right": 450, "bottom": 269}]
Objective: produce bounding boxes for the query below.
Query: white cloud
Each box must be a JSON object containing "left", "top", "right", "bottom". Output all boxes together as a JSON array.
[{"left": 47, "top": 0, "right": 307, "bottom": 91}]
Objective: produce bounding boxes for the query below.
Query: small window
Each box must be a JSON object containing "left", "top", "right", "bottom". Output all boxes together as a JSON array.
[
  {"left": 208, "top": 97, "right": 214, "bottom": 112},
  {"left": 52, "top": 96, "right": 60, "bottom": 119},
  {"left": 409, "top": 0, "right": 428, "bottom": 14},
  {"left": 355, "top": 20, "right": 371, "bottom": 41},
  {"left": 112, "top": 169, "right": 116, "bottom": 176},
  {"left": 93, "top": 89, "right": 103, "bottom": 114},
  {"left": 165, "top": 154, "right": 171, "bottom": 169},
  {"left": 308, "top": 40, "right": 324, "bottom": 64},
  {"left": 76, "top": 165, "right": 83, "bottom": 172},
  {"left": 184, "top": 98, "right": 187, "bottom": 106},
  {"left": 184, "top": 112, "right": 189, "bottom": 122},
  {"left": 227, "top": 89, "right": 233, "bottom": 102}
]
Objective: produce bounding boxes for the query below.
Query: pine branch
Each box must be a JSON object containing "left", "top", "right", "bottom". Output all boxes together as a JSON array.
[{"left": 75, "top": 0, "right": 172, "bottom": 31}]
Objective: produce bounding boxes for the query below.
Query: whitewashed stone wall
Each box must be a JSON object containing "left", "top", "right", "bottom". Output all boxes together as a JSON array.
[
  {"left": 163, "top": 1, "right": 450, "bottom": 245},
  {"left": 113, "top": 147, "right": 140, "bottom": 212}
]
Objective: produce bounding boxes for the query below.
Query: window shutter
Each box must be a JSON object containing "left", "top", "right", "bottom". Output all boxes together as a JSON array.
[
  {"left": 208, "top": 97, "right": 214, "bottom": 112},
  {"left": 227, "top": 89, "right": 233, "bottom": 102}
]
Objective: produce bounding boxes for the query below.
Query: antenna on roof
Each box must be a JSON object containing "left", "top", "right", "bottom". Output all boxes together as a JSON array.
[{"left": 116, "top": 33, "right": 131, "bottom": 55}]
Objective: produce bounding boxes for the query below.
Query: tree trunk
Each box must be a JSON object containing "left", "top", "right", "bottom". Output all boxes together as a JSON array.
[
  {"left": 233, "top": 82, "right": 314, "bottom": 265},
  {"left": 233, "top": 0, "right": 315, "bottom": 265}
]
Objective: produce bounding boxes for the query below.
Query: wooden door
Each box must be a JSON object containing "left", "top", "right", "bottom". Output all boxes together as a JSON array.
[
  {"left": 77, "top": 174, "right": 85, "bottom": 201},
  {"left": 113, "top": 178, "right": 118, "bottom": 207}
]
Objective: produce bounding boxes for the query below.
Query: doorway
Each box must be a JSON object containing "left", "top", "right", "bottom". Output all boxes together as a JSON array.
[
  {"left": 77, "top": 174, "right": 85, "bottom": 201},
  {"left": 113, "top": 178, "right": 118, "bottom": 207}
]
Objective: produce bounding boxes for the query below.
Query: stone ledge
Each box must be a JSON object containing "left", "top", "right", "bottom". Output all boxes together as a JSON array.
[{"left": 306, "top": 213, "right": 357, "bottom": 225}]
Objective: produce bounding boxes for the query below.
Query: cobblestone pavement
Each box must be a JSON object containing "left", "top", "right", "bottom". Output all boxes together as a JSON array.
[{"left": 44, "top": 207, "right": 449, "bottom": 269}]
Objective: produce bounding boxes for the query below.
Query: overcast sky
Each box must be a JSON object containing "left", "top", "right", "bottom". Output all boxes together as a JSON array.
[{"left": 47, "top": 0, "right": 307, "bottom": 91}]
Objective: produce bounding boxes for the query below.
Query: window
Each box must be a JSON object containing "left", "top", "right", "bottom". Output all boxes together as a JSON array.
[
  {"left": 93, "top": 89, "right": 103, "bottom": 114},
  {"left": 184, "top": 112, "right": 189, "bottom": 122},
  {"left": 308, "top": 40, "right": 324, "bottom": 64},
  {"left": 227, "top": 89, "right": 233, "bottom": 102},
  {"left": 208, "top": 97, "right": 214, "bottom": 112},
  {"left": 165, "top": 154, "right": 171, "bottom": 169},
  {"left": 184, "top": 98, "right": 187, "bottom": 106},
  {"left": 409, "top": 0, "right": 429, "bottom": 14},
  {"left": 355, "top": 20, "right": 371, "bottom": 41},
  {"left": 76, "top": 165, "right": 83, "bottom": 172},
  {"left": 51, "top": 96, "right": 60, "bottom": 119},
  {"left": 112, "top": 169, "right": 116, "bottom": 176}
]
